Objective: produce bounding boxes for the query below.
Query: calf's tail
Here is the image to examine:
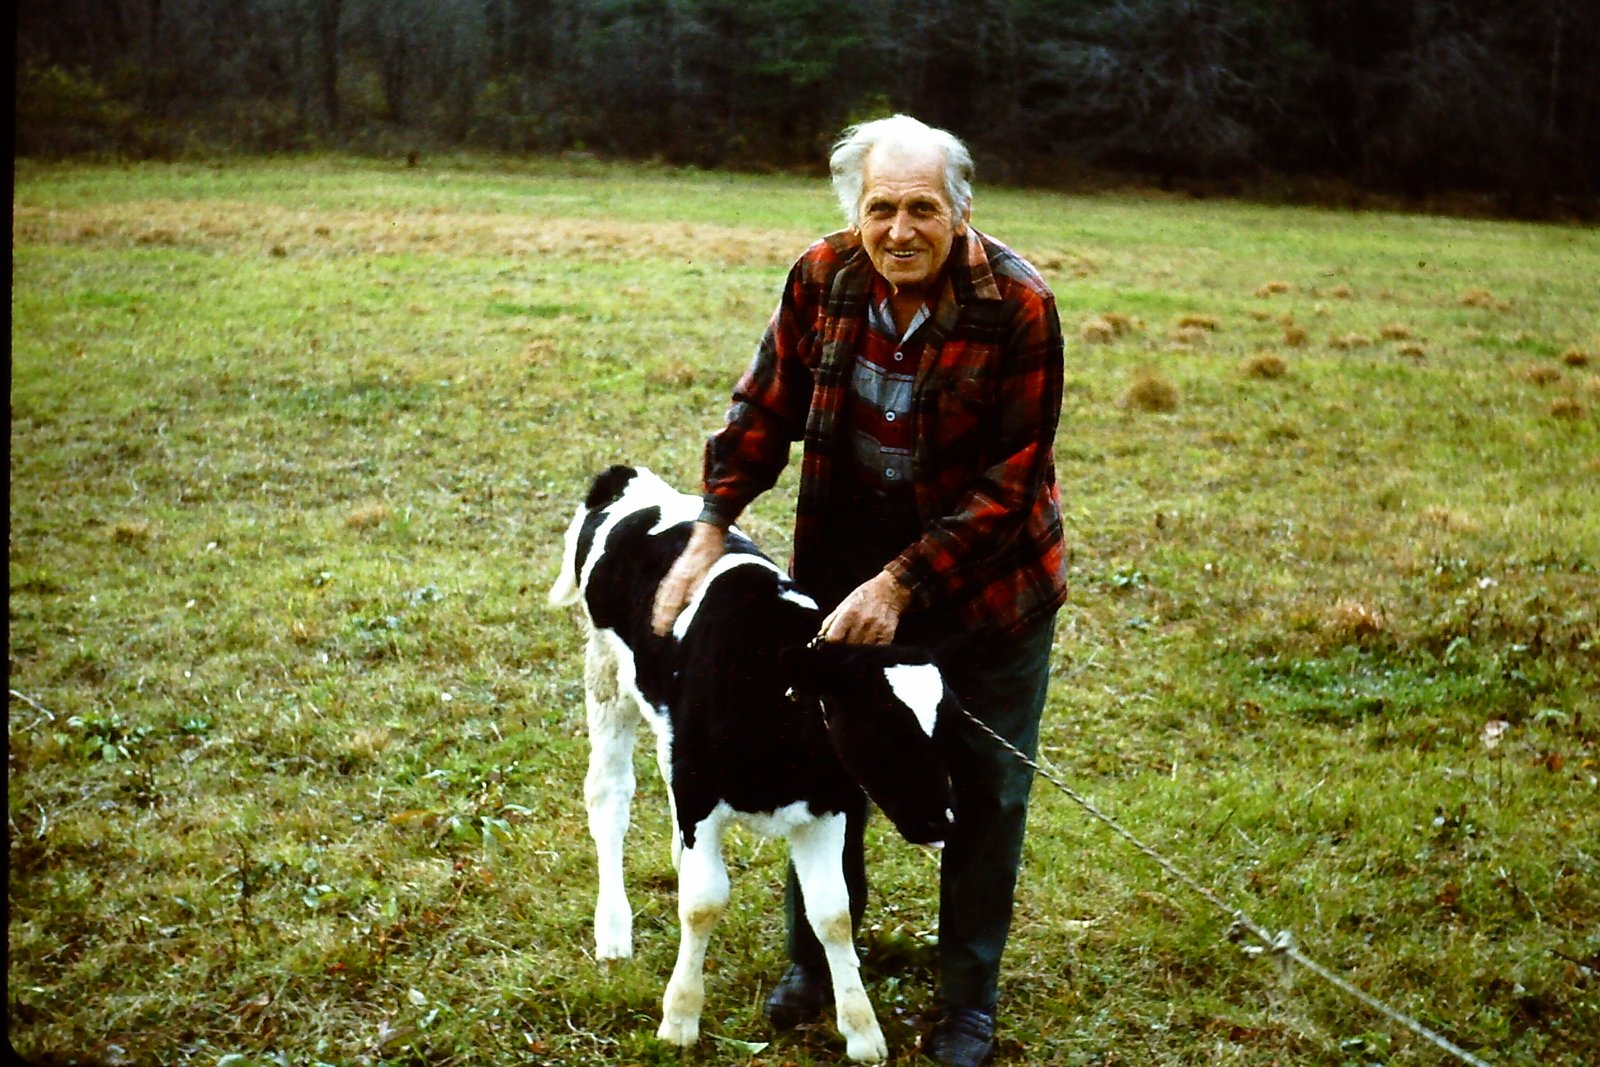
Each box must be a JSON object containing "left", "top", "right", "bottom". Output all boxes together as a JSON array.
[{"left": 548, "top": 511, "right": 584, "bottom": 608}]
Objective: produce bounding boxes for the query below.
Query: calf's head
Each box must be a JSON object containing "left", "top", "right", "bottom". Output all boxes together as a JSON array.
[{"left": 779, "top": 643, "right": 956, "bottom": 847}]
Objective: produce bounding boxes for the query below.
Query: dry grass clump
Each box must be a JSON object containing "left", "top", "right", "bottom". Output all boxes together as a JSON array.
[
  {"left": 1255, "top": 280, "right": 1292, "bottom": 297},
  {"left": 1032, "top": 251, "right": 1099, "bottom": 277},
  {"left": 648, "top": 361, "right": 702, "bottom": 388},
  {"left": 1517, "top": 363, "right": 1563, "bottom": 386},
  {"left": 287, "top": 619, "right": 324, "bottom": 645},
  {"left": 1081, "top": 312, "right": 1142, "bottom": 343},
  {"left": 345, "top": 501, "right": 394, "bottom": 530},
  {"left": 1379, "top": 323, "right": 1413, "bottom": 340},
  {"left": 108, "top": 520, "right": 152, "bottom": 544},
  {"left": 1329, "top": 333, "right": 1374, "bottom": 350},
  {"left": 1549, "top": 397, "right": 1587, "bottom": 421},
  {"left": 1121, "top": 370, "right": 1180, "bottom": 412},
  {"left": 1326, "top": 284, "right": 1354, "bottom": 299},
  {"left": 522, "top": 338, "right": 557, "bottom": 365},
  {"left": 1397, "top": 342, "right": 1428, "bottom": 359},
  {"left": 1177, "top": 314, "right": 1221, "bottom": 332},
  {"left": 337, "top": 725, "right": 395, "bottom": 767},
  {"left": 1170, "top": 326, "right": 1211, "bottom": 347},
  {"left": 1246, "top": 308, "right": 1272, "bottom": 322},
  {"left": 1421, "top": 506, "right": 1477, "bottom": 532},
  {"left": 1283, "top": 324, "right": 1309, "bottom": 347},
  {"left": 1561, "top": 348, "right": 1591, "bottom": 367},
  {"left": 1461, "top": 287, "right": 1510, "bottom": 310},
  {"left": 1240, "top": 352, "right": 1289, "bottom": 379},
  {"left": 1081, "top": 318, "right": 1116, "bottom": 344},
  {"left": 1327, "top": 598, "right": 1388, "bottom": 643}
]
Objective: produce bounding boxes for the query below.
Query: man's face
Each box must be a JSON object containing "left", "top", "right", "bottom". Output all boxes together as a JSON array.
[{"left": 856, "top": 144, "right": 967, "bottom": 299}]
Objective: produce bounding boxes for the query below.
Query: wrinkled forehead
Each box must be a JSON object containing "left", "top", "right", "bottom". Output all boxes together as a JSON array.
[{"left": 860, "top": 144, "right": 955, "bottom": 210}]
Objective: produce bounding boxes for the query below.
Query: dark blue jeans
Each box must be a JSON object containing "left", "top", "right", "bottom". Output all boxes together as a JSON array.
[{"left": 786, "top": 611, "right": 1056, "bottom": 1012}]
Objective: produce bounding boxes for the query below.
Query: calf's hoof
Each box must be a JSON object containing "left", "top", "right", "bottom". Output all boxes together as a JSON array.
[
  {"left": 657, "top": 1015, "right": 700, "bottom": 1047},
  {"left": 843, "top": 1027, "right": 888, "bottom": 1063},
  {"left": 594, "top": 901, "right": 633, "bottom": 960},
  {"left": 593, "top": 936, "right": 632, "bottom": 961}
]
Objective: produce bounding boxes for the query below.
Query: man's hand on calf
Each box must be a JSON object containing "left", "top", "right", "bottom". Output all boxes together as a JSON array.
[{"left": 651, "top": 522, "right": 726, "bottom": 636}]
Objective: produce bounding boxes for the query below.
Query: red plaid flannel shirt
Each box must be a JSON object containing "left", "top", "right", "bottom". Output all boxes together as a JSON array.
[{"left": 701, "top": 227, "right": 1068, "bottom": 636}]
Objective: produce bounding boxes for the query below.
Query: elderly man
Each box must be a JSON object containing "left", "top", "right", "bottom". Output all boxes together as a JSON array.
[{"left": 652, "top": 114, "right": 1067, "bottom": 1067}]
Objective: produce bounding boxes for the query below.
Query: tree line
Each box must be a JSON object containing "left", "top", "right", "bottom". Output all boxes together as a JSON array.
[{"left": 16, "top": 0, "right": 1600, "bottom": 214}]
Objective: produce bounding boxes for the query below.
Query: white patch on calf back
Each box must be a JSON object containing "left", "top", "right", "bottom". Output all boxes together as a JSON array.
[
  {"left": 884, "top": 663, "right": 943, "bottom": 738},
  {"left": 670, "top": 553, "right": 785, "bottom": 640},
  {"left": 780, "top": 587, "right": 818, "bottom": 611},
  {"left": 647, "top": 493, "right": 703, "bottom": 535}
]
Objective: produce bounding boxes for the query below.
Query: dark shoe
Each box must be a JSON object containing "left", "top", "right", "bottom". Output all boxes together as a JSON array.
[
  {"left": 763, "top": 964, "right": 831, "bottom": 1029},
  {"left": 921, "top": 1006, "right": 997, "bottom": 1067}
]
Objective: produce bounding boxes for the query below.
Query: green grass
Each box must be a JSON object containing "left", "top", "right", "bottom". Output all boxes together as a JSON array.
[{"left": 9, "top": 156, "right": 1599, "bottom": 1066}]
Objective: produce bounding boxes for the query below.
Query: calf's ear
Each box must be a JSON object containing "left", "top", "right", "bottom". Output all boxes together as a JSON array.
[{"left": 584, "top": 465, "right": 636, "bottom": 510}]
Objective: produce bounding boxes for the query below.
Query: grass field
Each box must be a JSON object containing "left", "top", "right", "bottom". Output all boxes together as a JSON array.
[{"left": 9, "top": 156, "right": 1599, "bottom": 1066}]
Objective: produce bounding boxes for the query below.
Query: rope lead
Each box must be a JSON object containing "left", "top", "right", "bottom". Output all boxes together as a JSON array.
[{"left": 958, "top": 705, "right": 1494, "bottom": 1067}]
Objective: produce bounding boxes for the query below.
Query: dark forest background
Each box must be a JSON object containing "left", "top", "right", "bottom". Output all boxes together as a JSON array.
[{"left": 15, "top": 0, "right": 1600, "bottom": 215}]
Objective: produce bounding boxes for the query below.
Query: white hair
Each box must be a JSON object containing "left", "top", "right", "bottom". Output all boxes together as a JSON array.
[{"left": 828, "top": 114, "right": 974, "bottom": 227}]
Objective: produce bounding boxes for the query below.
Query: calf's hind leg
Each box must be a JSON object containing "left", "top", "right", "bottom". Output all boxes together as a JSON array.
[
  {"left": 788, "top": 813, "right": 887, "bottom": 1064},
  {"left": 584, "top": 633, "right": 638, "bottom": 960}
]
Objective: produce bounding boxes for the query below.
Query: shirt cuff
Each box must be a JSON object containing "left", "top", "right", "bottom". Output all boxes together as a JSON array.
[
  {"left": 698, "top": 497, "right": 739, "bottom": 529},
  {"left": 883, "top": 556, "right": 930, "bottom": 610}
]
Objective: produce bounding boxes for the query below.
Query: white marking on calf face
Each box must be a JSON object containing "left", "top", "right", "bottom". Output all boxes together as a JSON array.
[
  {"left": 670, "top": 553, "right": 785, "bottom": 640},
  {"left": 883, "top": 663, "right": 943, "bottom": 738}
]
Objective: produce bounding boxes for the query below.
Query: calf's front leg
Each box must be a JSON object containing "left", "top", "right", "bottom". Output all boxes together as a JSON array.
[{"left": 789, "top": 813, "right": 887, "bottom": 1064}]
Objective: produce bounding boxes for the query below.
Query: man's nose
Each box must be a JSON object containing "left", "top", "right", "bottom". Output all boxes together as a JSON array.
[{"left": 889, "top": 210, "right": 914, "bottom": 240}]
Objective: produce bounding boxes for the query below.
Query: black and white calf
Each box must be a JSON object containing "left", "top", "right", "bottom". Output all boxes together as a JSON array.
[{"left": 548, "top": 465, "right": 959, "bottom": 1063}]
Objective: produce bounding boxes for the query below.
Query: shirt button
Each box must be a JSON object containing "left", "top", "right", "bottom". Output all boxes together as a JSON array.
[
  {"left": 885, "top": 468, "right": 898, "bottom": 480},
  {"left": 893, "top": 351, "right": 905, "bottom": 362},
  {"left": 884, "top": 411, "right": 896, "bottom": 422}
]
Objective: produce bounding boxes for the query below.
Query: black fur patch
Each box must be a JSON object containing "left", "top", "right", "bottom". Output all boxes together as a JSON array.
[{"left": 584, "top": 464, "right": 638, "bottom": 511}]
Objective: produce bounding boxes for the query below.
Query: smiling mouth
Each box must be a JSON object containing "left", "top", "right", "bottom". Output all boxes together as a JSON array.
[{"left": 888, "top": 249, "right": 920, "bottom": 260}]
